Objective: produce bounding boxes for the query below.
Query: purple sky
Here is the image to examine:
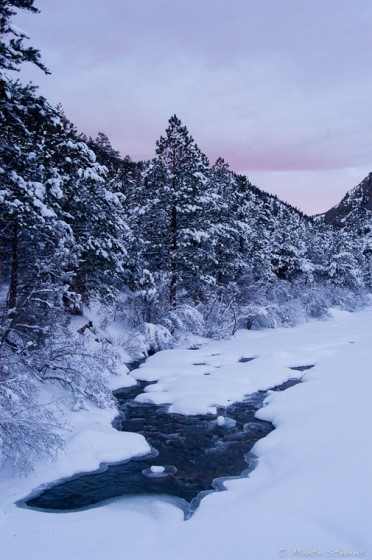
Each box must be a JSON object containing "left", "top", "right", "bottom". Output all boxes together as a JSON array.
[{"left": 16, "top": 0, "right": 372, "bottom": 214}]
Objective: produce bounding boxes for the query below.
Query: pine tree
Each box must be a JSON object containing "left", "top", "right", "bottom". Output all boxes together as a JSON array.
[
  {"left": 0, "top": 1, "right": 76, "bottom": 472},
  {"left": 0, "top": 80, "right": 76, "bottom": 351},
  {"left": 325, "top": 227, "right": 363, "bottom": 289},
  {"left": 247, "top": 196, "right": 276, "bottom": 283},
  {"left": 270, "top": 205, "right": 311, "bottom": 282},
  {"left": 0, "top": 0, "right": 49, "bottom": 73},
  {"left": 53, "top": 117, "right": 129, "bottom": 307},
  {"left": 141, "top": 115, "right": 215, "bottom": 306},
  {"left": 88, "top": 132, "right": 121, "bottom": 170},
  {"left": 209, "top": 158, "right": 241, "bottom": 285}
]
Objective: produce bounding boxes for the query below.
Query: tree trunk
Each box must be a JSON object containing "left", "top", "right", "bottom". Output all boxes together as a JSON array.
[
  {"left": 8, "top": 222, "right": 18, "bottom": 312},
  {"left": 169, "top": 203, "right": 177, "bottom": 307}
]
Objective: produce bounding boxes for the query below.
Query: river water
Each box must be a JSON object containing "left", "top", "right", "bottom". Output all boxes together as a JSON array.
[{"left": 23, "top": 362, "right": 303, "bottom": 517}]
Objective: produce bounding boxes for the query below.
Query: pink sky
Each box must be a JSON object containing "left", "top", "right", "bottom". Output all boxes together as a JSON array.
[{"left": 16, "top": 0, "right": 372, "bottom": 214}]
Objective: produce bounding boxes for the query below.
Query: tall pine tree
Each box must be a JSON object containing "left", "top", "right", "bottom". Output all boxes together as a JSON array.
[{"left": 141, "top": 115, "right": 215, "bottom": 306}]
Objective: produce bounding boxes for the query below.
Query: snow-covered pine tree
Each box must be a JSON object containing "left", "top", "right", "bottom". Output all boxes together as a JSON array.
[
  {"left": 325, "top": 227, "right": 363, "bottom": 290},
  {"left": 141, "top": 115, "right": 215, "bottom": 307},
  {"left": 0, "top": 23, "right": 74, "bottom": 354},
  {"left": 361, "top": 227, "right": 372, "bottom": 289},
  {"left": 88, "top": 132, "right": 122, "bottom": 171},
  {"left": 246, "top": 195, "right": 276, "bottom": 284},
  {"left": 0, "top": 1, "right": 122, "bottom": 472},
  {"left": 0, "top": 0, "right": 49, "bottom": 73},
  {"left": 54, "top": 117, "right": 129, "bottom": 308},
  {"left": 270, "top": 204, "right": 312, "bottom": 282},
  {"left": 209, "top": 158, "right": 241, "bottom": 285},
  {"left": 0, "top": 1, "right": 70, "bottom": 472}
]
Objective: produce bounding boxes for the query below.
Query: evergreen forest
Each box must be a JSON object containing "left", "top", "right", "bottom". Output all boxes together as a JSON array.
[{"left": 0, "top": 1, "right": 370, "bottom": 473}]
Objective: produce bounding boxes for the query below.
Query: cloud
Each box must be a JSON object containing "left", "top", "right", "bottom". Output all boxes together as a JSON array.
[{"left": 16, "top": 0, "right": 372, "bottom": 212}]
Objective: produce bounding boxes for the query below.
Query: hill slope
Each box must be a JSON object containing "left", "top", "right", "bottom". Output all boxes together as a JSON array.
[{"left": 323, "top": 172, "right": 372, "bottom": 231}]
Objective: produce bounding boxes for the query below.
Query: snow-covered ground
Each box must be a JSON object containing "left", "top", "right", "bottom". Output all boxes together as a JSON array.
[{"left": 1, "top": 306, "right": 372, "bottom": 560}]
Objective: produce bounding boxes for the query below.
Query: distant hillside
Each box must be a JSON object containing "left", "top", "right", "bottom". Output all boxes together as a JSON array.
[{"left": 323, "top": 173, "right": 372, "bottom": 231}]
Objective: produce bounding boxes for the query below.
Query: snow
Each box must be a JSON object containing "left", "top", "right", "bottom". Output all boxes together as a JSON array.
[
  {"left": 32, "top": 198, "right": 56, "bottom": 218},
  {"left": 57, "top": 425, "right": 150, "bottom": 476},
  {"left": 47, "top": 177, "right": 64, "bottom": 199},
  {"left": 131, "top": 331, "right": 307, "bottom": 415},
  {"left": 215, "top": 415, "right": 236, "bottom": 428},
  {"left": 1, "top": 306, "right": 372, "bottom": 559},
  {"left": 142, "top": 465, "right": 177, "bottom": 478},
  {"left": 8, "top": 23, "right": 29, "bottom": 39},
  {"left": 150, "top": 465, "right": 165, "bottom": 473},
  {"left": 32, "top": 181, "right": 45, "bottom": 200},
  {"left": 79, "top": 167, "right": 105, "bottom": 183}
]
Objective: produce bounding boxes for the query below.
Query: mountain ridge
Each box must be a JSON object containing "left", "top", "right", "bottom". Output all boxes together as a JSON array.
[{"left": 322, "top": 172, "right": 372, "bottom": 227}]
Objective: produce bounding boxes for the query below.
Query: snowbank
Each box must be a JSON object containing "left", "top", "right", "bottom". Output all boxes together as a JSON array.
[{"left": 1, "top": 306, "right": 371, "bottom": 560}]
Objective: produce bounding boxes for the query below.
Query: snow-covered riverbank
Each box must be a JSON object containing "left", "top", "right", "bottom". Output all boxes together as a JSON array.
[{"left": 1, "top": 306, "right": 372, "bottom": 560}]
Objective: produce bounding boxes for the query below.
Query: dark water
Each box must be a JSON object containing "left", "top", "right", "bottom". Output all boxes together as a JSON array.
[
  {"left": 289, "top": 364, "right": 314, "bottom": 372},
  {"left": 23, "top": 369, "right": 300, "bottom": 515}
]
